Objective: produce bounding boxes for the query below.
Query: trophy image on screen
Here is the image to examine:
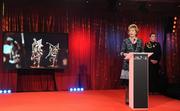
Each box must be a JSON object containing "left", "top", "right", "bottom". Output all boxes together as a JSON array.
[
  {"left": 3, "top": 36, "right": 21, "bottom": 69},
  {"left": 31, "top": 38, "right": 43, "bottom": 68},
  {"left": 45, "top": 42, "right": 60, "bottom": 68},
  {"left": 3, "top": 32, "right": 68, "bottom": 70}
]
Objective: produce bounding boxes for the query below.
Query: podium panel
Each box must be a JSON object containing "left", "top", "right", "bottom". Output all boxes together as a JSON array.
[
  {"left": 125, "top": 52, "right": 152, "bottom": 110},
  {"left": 134, "top": 54, "right": 148, "bottom": 108}
]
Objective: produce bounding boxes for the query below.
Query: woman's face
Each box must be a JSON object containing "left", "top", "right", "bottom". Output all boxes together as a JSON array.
[{"left": 128, "top": 28, "right": 137, "bottom": 37}]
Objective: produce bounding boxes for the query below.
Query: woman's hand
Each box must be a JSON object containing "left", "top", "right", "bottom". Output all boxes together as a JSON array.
[
  {"left": 150, "top": 60, "right": 158, "bottom": 64},
  {"left": 123, "top": 53, "right": 128, "bottom": 57}
]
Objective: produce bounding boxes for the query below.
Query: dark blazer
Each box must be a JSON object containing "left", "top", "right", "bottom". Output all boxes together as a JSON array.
[{"left": 120, "top": 38, "right": 143, "bottom": 70}]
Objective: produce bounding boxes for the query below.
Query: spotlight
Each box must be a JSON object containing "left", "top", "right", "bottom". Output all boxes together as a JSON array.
[
  {"left": 173, "top": 30, "right": 176, "bottom": 33},
  {"left": 85, "top": 0, "right": 89, "bottom": 4},
  {"left": 70, "top": 88, "right": 73, "bottom": 92},
  {"left": 7, "top": 90, "right": 11, "bottom": 94},
  {"left": 0, "top": 89, "right": 12, "bottom": 94},
  {"left": 117, "top": 1, "right": 122, "bottom": 6},
  {"left": 69, "top": 87, "right": 84, "bottom": 92},
  {"left": 81, "top": 88, "right": 84, "bottom": 91},
  {"left": 173, "top": 25, "right": 176, "bottom": 29},
  {"left": 174, "top": 21, "right": 177, "bottom": 25},
  {"left": 73, "top": 88, "right": 77, "bottom": 91},
  {"left": 3, "top": 90, "right": 7, "bottom": 94},
  {"left": 77, "top": 88, "right": 80, "bottom": 91},
  {"left": 148, "top": 3, "right": 152, "bottom": 7},
  {"left": 174, "top": 17, "right": 177, "bottom": 20}
]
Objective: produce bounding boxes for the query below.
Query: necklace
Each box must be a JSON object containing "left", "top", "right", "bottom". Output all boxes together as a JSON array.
[{"left": 129, "top": 37, "right": 137, "bottom": 44}]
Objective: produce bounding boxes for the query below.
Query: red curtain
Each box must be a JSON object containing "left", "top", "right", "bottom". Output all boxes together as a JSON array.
[
  {"left": 166, "top": 17, "right": 180, "bottom": 84},
  {"left": 0, "top": 7, "right": 165, "bottom": 91}
]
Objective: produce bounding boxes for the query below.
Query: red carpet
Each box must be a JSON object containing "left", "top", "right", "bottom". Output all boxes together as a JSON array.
[{"left": 0, "top": 89, "right": 179, "bottom": 111}]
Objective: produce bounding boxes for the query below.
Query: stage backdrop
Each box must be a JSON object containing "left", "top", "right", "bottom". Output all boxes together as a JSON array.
[
  {"left": 0, "top": 7, "right": 167, "bottom": 91},
  {"left": 166, "top": 18, "right": 180, "bottom": 84}
]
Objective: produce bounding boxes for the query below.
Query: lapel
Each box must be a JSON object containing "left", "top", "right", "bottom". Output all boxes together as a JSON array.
[
  {"left": 127, "top": 38, "right": 140, "bottom": 52},
  {"left": 127, "top": 38, "right": 134, "bottom": 51}
]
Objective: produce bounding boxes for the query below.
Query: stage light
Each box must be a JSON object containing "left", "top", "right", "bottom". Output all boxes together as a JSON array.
[
  {"left": 174, "top": 17, "right": 177, "bottom": 20},
  {"left": 85, "top": 0, "right": 89, "bottom": 4},
  {"left": 148, "top": 3, "right": 152, "bottom": 7},
  {"left": 73, "top": 88, "right": 77, "bottom": 91},
  {"left": 172, "top": 17, "right": 177, "bottom": 33},
  {"left": 173, "top": 25, "right": 176, "bottom": 29},
  {"left": 0, "top": 89, "right": 12, "bottom": 94},
  {"left": 7, "top": 90, "right": 11, "bottom": 94},
  {"left": 70, "top": 88, "right": 73, "bottom": 92},
  {"left": 81, "top": 88, "right": 84, "bottom": 91},
  {"left": 69, "top": 87, "right": 84, "bottom": 92},
  {"left": 3, "top": 90, "right": 7, "bottom": 94},
  {"left": 117, "top": 1, "right": 122, "bottom": 6},
  {"left": 77, "top": 88, "right": 80, "bottom": 91}
]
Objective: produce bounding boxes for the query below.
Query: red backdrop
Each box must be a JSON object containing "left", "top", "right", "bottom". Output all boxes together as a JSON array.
[{"left": 0, "top": 7, "right": 168, "bottom": 91}]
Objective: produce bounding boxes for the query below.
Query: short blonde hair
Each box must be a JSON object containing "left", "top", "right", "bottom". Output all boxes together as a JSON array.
[{"left": 128, "top": 24, "right": 139, "bottom": 34}]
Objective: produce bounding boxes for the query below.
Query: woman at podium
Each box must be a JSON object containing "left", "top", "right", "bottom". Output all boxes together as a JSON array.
[
  {"left": 120, "top": 24, "right": 143, "bottom": 104},
  {"left": 144, "top": 33, "right": 161, "bottom": 94}
]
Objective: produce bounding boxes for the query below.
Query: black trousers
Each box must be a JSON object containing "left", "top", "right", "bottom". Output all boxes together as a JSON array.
[
  {"left": 149, "top": 63, "right": 159, "bottom": 92},
  {"left": 121, "top": 79, "right": 129, "bottom": 103}
]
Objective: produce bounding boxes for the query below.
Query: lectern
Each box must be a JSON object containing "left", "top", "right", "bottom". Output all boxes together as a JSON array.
[{"left": 125, "top": 52, "right": 152, "bottom": 110}]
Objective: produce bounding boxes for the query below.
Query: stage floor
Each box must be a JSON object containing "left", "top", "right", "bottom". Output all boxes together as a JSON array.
[{"left": 0, "top": 89, "right": 179, "bottom": 111}]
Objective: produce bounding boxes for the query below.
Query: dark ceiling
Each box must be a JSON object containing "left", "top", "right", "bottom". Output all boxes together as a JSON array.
[{"left": 2, "top": 0, "right": 180, "bottom": 15}]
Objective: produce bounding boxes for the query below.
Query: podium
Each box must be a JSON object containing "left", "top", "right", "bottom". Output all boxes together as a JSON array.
[{"left": 125, "top": 52, "right": 152, "bottom": 110}]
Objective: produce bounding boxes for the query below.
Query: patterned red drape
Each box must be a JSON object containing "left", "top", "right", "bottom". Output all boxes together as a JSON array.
[
  {"left": 166, "top": 17, "right": 180, "bottom": 84},
  {"left": 0, "top": 8, "right": 165, "bottom": 91}
]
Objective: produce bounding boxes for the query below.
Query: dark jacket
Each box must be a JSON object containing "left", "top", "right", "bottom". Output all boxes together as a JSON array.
[
  {"left": 120, "top": 38, "right": 143, "bottom": 70},
  {"left": 144, "top": 41, "right": 161, "bottom": 63}
]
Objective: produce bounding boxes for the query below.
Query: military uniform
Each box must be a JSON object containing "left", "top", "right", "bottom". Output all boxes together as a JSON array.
[{"left": 144, "top": 41, "right": 161, "bottom": 92}]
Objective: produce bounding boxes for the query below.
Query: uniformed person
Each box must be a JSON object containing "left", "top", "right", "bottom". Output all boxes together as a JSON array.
[{"left": 144, "top": 33, "right": 162, "bottom": 94}]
